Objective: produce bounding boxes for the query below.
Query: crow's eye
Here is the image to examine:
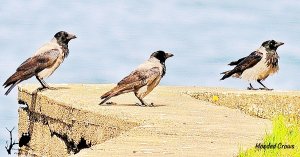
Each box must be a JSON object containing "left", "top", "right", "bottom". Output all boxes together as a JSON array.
[{"left": 271, "top": 40, "right": 275, "bottom": 45}]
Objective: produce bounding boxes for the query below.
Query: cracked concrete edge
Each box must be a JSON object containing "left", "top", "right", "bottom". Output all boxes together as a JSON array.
[{"left": 17, "top": 85, "right": 140, "bottom": 156}]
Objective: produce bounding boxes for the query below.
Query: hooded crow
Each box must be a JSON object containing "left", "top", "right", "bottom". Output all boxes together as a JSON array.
[
  {"left": 100, "top": 50, "right": 174, "bottom": 106},
  {"left": 220, "top": 40, "right": 284, "bottom": 90},
  {"left": 3, "top": 31, "right": 77, "bottom": 95}
]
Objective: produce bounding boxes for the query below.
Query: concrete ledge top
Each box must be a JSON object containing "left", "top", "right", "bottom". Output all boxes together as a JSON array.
[{"left": 18, "top": 84, "right": 272, "bottom": 157}]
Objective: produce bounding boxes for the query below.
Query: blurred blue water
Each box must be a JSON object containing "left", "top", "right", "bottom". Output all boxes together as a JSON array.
[{"left": 1, "top": 0, "right": 300, "bottom": 155}]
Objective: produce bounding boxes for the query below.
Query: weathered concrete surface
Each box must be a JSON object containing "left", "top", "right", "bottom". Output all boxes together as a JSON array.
[
  {"left": 18, "top": 84, "right": 272, "bottom": 157},
  {"left": 186, "top": 87, "right": 300, "bottom": 119}
]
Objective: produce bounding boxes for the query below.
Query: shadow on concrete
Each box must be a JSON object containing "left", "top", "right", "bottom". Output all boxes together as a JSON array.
[{"left": 100, "top": 102, "right": 166, "bottom": 107}]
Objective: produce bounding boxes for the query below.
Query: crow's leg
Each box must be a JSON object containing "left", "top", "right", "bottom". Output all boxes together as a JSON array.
[{"left": 257, "top": 80, "right": 273, "bottom": 90}]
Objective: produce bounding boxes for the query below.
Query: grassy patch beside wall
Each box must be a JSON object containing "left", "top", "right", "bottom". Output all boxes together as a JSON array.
[{"left": 239, "top": 115, "right": 300, "bottom": 157}]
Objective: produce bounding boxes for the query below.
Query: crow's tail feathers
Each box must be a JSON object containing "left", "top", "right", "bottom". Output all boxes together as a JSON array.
[
  {"left": 3, "top": 70, "right": 35, "bottom": 95},
  {"left": 4, "top": 80, "right": 21, "bottom": 95},
  {"left": 220, "top": 70, "right": 236, "bottom": 80},
  {"left": 99, "top": 86, "right": 121, "bottom": 105},
  {"left": 100, "top": 91, "right": 113, "bottom": 105},
  {"left": 3, "top": 71, "right": 25, "bottom": 95},
  {"left": 99, "top": 85, "right": 133, "bottom": 105}
]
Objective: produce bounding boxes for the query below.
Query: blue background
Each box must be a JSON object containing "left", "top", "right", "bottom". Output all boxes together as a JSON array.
[{"left": 1, "top": 0, "right": 300, "bottom": 155}]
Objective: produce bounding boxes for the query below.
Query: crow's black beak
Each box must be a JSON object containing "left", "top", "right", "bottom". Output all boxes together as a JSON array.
[
  {"left": 276, "top": 41, "right": 284, "bottom": 47},
  {"left": 68, "top": 34, "right": 77, "bottom": 39},
  {"left": 166, "top": 53, "right": 174, "bottom": 58}
]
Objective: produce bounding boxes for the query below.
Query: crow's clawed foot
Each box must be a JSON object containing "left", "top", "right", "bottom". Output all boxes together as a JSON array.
[
  {"left": 106, "top": 102, "right": 117, "bottom": 105},
  {"left": 135, "top": 102, "right": 154, "bottom": 107},
  {"left": 37, "top": 87, "right": 47, "bottom": 92},
  {"left": 99, "top": 101, "right": 115, "bottom": 105},
  {"left": 247, "top": 83, "right": 258, "bottom": 90},
  {"left": 247, "top": 87, "right": 258, "bottom": 90},
  {"left": 46, "top": 86, "right": 58, "bottom": 90},
  {"left": 259, "top": 87, "right": 273, "bottom": 91},
  {"left": 36, "top": 86, "right": 58, "bottom": 94}
]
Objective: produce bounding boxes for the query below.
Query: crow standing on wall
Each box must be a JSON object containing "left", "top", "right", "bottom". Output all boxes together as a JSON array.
[
  {"left": 100, "top": 50, "right": 174, "bottom": 106},
  {"left": 221, "top": 40, "right": 284, "bottom": 90},
  {"left": 3, "top": 31, "right": 77, "bottom": 95}
]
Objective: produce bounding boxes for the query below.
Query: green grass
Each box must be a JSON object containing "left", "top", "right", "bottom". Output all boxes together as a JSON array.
[{"left": 239, "top": 115, "right": 300, "bottom": 157}]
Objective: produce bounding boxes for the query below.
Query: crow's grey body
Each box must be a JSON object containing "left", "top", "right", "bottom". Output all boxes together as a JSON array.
[
  {"left": 3, "top": 31, "right": 76, "bottom": 95},
  {"left": 100, "top": 50, "right": 173, "bottom": 106},
  {"left": 221, "top": 40, "right": 283, "bottom": 90}
]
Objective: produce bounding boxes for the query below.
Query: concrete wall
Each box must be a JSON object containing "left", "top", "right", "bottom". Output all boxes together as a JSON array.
[
  {"left": 16, "top": 84, "right": 300, "bottom": 156},
  {"left": 18, "top": 84, "right": 138, "bottom": 156}
]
